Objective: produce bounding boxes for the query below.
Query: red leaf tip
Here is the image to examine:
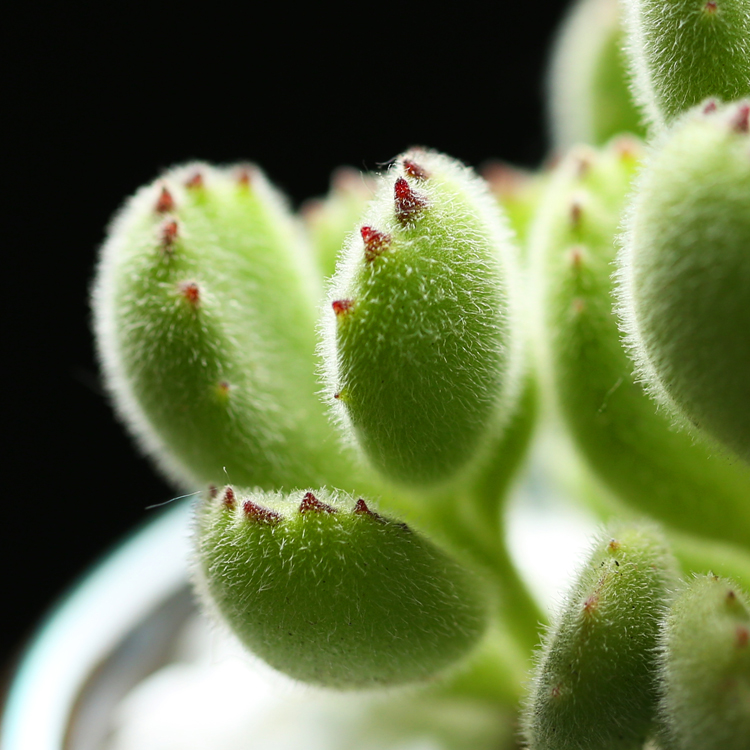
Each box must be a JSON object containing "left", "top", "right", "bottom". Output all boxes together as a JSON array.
[
  {"left": 161, "top": 220, "right": 179, "bottom": 250},
  {"left": 180, "top": 281, "right": 200, "bottom": 306},
  {"left": 222, "top": 486, "right": 235, "bottom": 509},
  {"left": 736, "top": 626, "right": 749, "bottom": 648},
  {"left": 403, "top": 158, "right": 429, "bottom": 180},
  {"left": 332, "top": 299, "right": 354, "bottom": 317},
  {"left": 730, "top": 103, "right": 750, "bottom": 134},
  {"left": 583, "top": 593, "right": 599, "bottom": 615},
  {"left": 331, "top": 166, "right": 372, "bottom": 195},
  {"left": 569, "top": 246, "right": 584, "bottom": 268},
  {"left": 353, "top": 498, "right": 372, "bottom": 515},
  {"left": 185, "top": 172, "right": 204, "bottom": 189},
  {"left": 236, "top": 165, "right": 254, "bottom": 188},
  {"left": 612, "top": 135, "right": 641, "bottom": 162},
  {"left": 481, "top": 162, "right": 530, "bottom": 198},
  {"left": 704, "top": 1, "right": 718, "bottom": 12},
  {"left": 299, "top": 491, "right": 337, "bottom": 514},
  {"left": 570, "top": 199, "right": 584, "bottom": 226},
  {"left": 703, "top": 99, "right": 718, "bottom": 114},
  {"left": 353, "top": 498, "right": 386, "bottom": 522},
  {"left": 155, "top": 186, "right": 175, "bottom": 213},
  {"left": 575, "top": 156, "right": 592, "bottom": 179},
  {"left": 360, "top": 225, "right": 392, "bottom": 262},
  {"left": 394, "top": 177, "right": 426, "bottom": 224},
  {"left": 243, "top": 499, "right": 282, "bottom": 524}
]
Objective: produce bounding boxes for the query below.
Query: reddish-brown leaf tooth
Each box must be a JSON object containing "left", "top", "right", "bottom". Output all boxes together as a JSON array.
[
  {"left": 545, "top": 151, "right": 562, "bottom": 172},
  {"left": 332, "top": 299, "right": 354, "bottom": 317},
  {"left": 736, "top": 626, "right": 749, "bottom": 648},
  {"left": 394, "top": 177, "right": 426, "bottom": 224},
  {"left": 704, "top": 1, "right": 718, "bottom": 12},
  {"left": 360, "top": 226, "right": 392, "bottom": 262},
  {"left": 208, "top": 484, "right": 218, "bottom": 499},
  {"left": 583, "top": 593, "right": 599, "bottom": 616},
  {"left": 574, "top": 154, "right": 592, "bottom": 179},
  {"left": 155, "top": 186, "right": 175, "bottom": 213},
  {"left": 403, "top": 158, "right": 429, "bottom": 180},
  {"left": 481, "top": 162, "right": 530, "bottom": 199},
  {"left": 161, "top": 220, "right": 179, "bottom": 250},
  {"left": 332, "top": 166, "right": 375, "bottom": 196},
  {"left": 180, "top": 281, "right": 201, "bottom": 306},
  {"left": 353, "top": 498, "right": 373, "bottom": 516},
  {"left": 612, "top": 136, "right": 640, "bottom": 162},
  {"left": 300, "top": 198, "right": 324, "bottom": 222},
  {"left": 185, "top": 172, "right": 204, "bottom": 189},
  {"left": 299, "top": 491, "right": 337, "bottom": 514},
  {"left": 730, "top": 103, "right": 750, "bottom": 134},
  {"left": 236, "top": 165, "right": 254, "bottom": 188},
  {"left": 703, "top": 99, "right": 718, "bottom": 114},
  {"left": 223, "top": 486, "right": 236, "bottom": 509},
  {"left": 333, "top": 392, "right": 341, "bottom": 399},
  {"left": 243, "top": 499, "right": 282, "bottom": 524},
  {"left": 570, "top": 199, "right": 584, "bottom": 227},
  {"left": 353, "top": 498, "right": 387, "bottom": 523}
]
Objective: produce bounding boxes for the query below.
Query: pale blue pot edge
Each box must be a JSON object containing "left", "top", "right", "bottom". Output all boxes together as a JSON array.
[{"left": 1, "top": 501, "right": 193, "bottom": 750}]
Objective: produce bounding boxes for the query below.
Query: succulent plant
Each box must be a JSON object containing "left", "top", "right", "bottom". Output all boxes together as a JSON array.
[{"left": 92, "top": 0, "right": 750, "bottom": 747}]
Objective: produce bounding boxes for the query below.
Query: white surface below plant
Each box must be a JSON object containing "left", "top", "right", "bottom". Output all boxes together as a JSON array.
[{"left": 103, "top": 613, "right": 507, "bottom": 750}]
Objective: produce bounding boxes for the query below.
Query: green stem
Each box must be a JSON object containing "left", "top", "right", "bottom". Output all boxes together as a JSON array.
[
  {"left": 428, "top": 486, "right": 545, "bottom": 658},
  {"left": 435, "top": 624, "right": 530, "bottom": 707}
]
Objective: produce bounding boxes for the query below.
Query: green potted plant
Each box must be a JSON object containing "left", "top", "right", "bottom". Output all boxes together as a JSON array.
[{"left": 5, "top": 1, "right": 750, "bottom": 748}]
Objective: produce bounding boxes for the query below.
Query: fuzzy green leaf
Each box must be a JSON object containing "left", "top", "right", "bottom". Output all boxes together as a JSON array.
[
  {"left": 195, "top": 486, "right": 487, "bottom": 689},
  {"left": 535, "top": 136, "right": 750, "bottom": 547},
  {"left": 619, "top": 100, "right": 750, "bottom": 470},
  {"left": 523, "top": 522, "right": 680, "bottom": 750},
  {"left": 658, "top": 575, "right": 750, "bottom": 750},
  {"left": 323, "top": 149, "right": 522, "bottom": 487},
  {"left": 622, "top": 0, "right": 750, "bottom": 127},
  {"left": 548, "top": 0, "right": 645, "bottom": 147},
  {"left": 93, "top": 163, "right": 365, "bottom": 491}
]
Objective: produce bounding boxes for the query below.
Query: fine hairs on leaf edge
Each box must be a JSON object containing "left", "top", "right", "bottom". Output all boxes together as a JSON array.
[
  {"left": 620, "top": 0, "right": 664, "bottom": 133},
  {"left": 612, "top": 103, "right": 720, "bottom": 435}
]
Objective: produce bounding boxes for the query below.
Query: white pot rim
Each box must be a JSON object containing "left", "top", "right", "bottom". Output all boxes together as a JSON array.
[{"left": 1, "top": 501, "right": 192, "bottom": 750}]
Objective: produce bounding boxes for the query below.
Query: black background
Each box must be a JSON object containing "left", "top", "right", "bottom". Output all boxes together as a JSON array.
[{"left": 3, "top": 2, "right": 570, "bottom": 680}]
